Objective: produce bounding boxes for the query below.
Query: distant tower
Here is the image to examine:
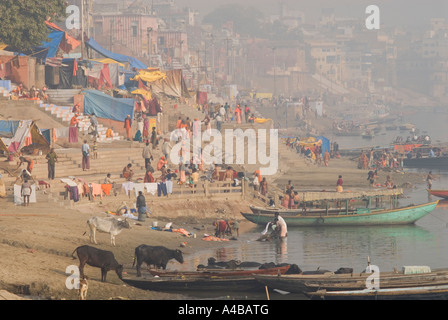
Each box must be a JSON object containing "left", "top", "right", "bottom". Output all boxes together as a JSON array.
[{"left": 279, "top": 0, "right": 286, "bottom": 18}]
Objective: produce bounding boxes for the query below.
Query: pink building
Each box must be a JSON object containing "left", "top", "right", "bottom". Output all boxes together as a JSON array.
[{"left": 92, "top": 13, "right": 158, "bottom": 61}]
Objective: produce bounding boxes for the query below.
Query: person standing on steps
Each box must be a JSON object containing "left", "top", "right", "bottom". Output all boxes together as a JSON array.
[
  {"left": 142, "top": 141, "right": 153, "bottom": 170},
  {"left": 45, "top": 148, "right": 58, "bottom": 180},
  {"left": 21, "top": 179, "right": 32, "bottom": 206},
  {"left": 124, "top": 115, "right": 132, "bottom": 141},
  {"left": 81, "top": 140, "right": 90, "bottom": 171}
]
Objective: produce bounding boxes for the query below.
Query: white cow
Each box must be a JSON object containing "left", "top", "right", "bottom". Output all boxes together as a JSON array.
[{"left": 86, "top": 216, "right": 131, "bottom": 246}]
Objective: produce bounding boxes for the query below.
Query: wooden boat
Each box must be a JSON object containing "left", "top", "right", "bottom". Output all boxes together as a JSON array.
[
  {"left": 307, "top": 284, "right": 448, "bottom": 300},
  {"left": 249, "top": 205, "right": 382, "bottom": 217},
  {"left": 122, "top": 274, "right": 264, "bottom": 293},
  {"left": 361, "top": 131, "right": 374, "bottom": 139},
  {"left": 148, "top": 265, "right": 291, "bottom": 278},
  {"left": 254, "top": 267, "right": 448, "bottom": 295},
  {"left": 242, "top": 201, "right": 438, "bottom": 227},
  {"left": 399, "top": 123, "right": 415, "bottom": 131},
  {"left": 427, "top": 190, "right": 448, "bottom": 199},
  {"left": 332, "top": 128, "right": 362, "bottom": 136},
  {"left": 403, "top": 156, "right": 448, "bottom": 169},
  {"left": 385, "top": 125, "right": 397, "bottom": 131}
]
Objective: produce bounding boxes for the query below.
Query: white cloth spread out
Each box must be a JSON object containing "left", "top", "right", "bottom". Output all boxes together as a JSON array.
[
  {"left": 144, "top": 183, "right": 158, "bottom": 195},
  {"left": 165, "top": 180, "right": 173, "bottom": 194},
  {"left": 14, "top": 184, "right": 36, "bottom": 205},
  {"left": 133, "top": 183, "right": 145, "bottom": 197},
  {"left": 54, "top": 127, "right": 69, "bottom": 138},
  {"left": 121, "top": 181, "right": 134, "bottom": 196},
  {"left": 60, "top": 178, "right": 78, "bottom": 187}
]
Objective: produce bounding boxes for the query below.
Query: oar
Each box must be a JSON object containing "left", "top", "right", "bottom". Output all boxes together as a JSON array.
[{"left": 265, "top": 286, "right": 270, "bottom": 300}]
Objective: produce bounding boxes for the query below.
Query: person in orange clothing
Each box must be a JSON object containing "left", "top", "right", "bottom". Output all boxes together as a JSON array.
[
  {"left": 70, "top": 113, "right": 80, "bottom": 127},
  {"left": 157, "top": 156, "right": 167, "bottom": 171},
  {"left": 144, "top": 169, "right": 155, "bottom": 183},
  {"left": 176, "top": 116, "right": 182, "bottom": 129},
  {"left": 124, "top": 115, "right": 132, "bottom": 141},
  {"left": 18, "top": 156, "right": 34, "bottom": 173},
  {"left": 253, "top": 169, "right": 262, "bottom": 184},
  {"left": 234, "top": 105, "right": 242, "bottom": 124}
]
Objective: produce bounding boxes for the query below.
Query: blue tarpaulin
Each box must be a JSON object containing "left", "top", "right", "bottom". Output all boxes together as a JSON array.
[
  {"left": 316, "top": 136, "right": 330, "bottom": 156},
  {"left": 41, "top": 30, "right": 65, "bottom": 58},
  {"left": 0, "top": 121, "right": 20, "bottom": 138},
  {"left": 83, "top": 90, "right": 135, "bottom": 122},
  {"left": 0, "top": 80, "right": 12, "bottom": 91},
  {"left": 86, "top": 38, "right": 148, "bottom": 70}
]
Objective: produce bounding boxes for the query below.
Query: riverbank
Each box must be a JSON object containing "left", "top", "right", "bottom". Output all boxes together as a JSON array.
[{"left": 0, "top": 154, "right": 431, "bottom": 300}]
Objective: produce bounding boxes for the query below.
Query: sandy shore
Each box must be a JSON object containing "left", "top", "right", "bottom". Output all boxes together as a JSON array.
[{"left": 0, "top": 154, "right": 428, "bottom": 300}]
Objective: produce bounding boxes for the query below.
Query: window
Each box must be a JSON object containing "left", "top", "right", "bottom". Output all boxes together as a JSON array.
[{"left": 131, "top": 22, "right": 138, "bottom": 37}]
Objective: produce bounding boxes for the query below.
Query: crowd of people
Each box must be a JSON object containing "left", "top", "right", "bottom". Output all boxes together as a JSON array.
[
  {"left": 284, "top": 137, "right": 339, "bottom": 167},
  {"left": 358, "top": 149, "right": 404, "bottom": 172},
  {"left": 10, "top": 83, "right": 49, "bottom": 102},
  {"left": 197, "top": 102, "right": 257, "bottom": 126}
]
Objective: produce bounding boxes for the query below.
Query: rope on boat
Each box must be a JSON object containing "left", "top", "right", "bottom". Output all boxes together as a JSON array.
[{"left": 425, "top": 209, "right": 448, "bottom": 227}]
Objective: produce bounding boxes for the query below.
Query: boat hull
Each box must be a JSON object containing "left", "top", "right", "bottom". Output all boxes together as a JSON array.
[
  {"left": 255, "top": 268, "right": 448, "bottom": 295},
  {"left": 242, "top": 201, "right": 438, "bottom": 227},
  {"left": 307, "top": 284, "right": 448, "bottom": 300},
  {"left": 403, "top": 157, "right": 448, "bottom": 169},
  {"left": 122, "top": 276, "right": 263, "bottom": 293},
  {"left": 427, "top": 190, "right": 448, "bottom": 199},
  {"left": 148, "top": 265, "right": 290, "bottom": 278}
]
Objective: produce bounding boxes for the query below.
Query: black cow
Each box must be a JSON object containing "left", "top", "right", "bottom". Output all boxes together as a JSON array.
[
  {"left": 72, "top": 245, "right": 123, "bottom": 282},
  {"left": 133, "top": 245, "right": 184, "bottom": 277}
]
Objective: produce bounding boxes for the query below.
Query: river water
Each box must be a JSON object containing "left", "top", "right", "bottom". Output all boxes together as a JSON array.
[
  {"left": 328, "top": 110, "right": 448, "bottom": 150},
  {"left": 170, "top": 109, "right": 448, "bottom": 299}
]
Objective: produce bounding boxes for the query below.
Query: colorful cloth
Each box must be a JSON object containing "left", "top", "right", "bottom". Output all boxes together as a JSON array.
[
  {"left": 91, "top": 183, "right": 103, "bottom": 199},
  {"left": 101, "top": 184, "right": 113, "bottom": 196}
]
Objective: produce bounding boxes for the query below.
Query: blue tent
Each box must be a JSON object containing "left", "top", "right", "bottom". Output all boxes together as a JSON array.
[
  {"left": 85, "top": 38, "right": 148, "bottom": 70},
  {"left": 316, "top": 136, "right": 330, "bottom": 156},
  {"left": 83, "top": 90, "right": 135, "bottom": 122}
]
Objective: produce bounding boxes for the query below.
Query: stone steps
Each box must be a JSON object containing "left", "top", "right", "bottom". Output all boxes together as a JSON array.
[
  {"left": 39, "top": 103, "right": 123, "bottom": 143},
  {"left": 2, "top": 147, "right": 159, "bottom": 187}
]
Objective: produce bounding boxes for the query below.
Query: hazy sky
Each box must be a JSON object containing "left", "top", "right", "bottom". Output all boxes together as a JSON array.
[{"left": 176, "top": 0, "right": 448, "bottom": 27}]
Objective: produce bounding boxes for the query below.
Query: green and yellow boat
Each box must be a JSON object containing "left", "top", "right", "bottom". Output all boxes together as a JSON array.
[{"left": 241, "top": 201, "right": 439, "bottom": 227}]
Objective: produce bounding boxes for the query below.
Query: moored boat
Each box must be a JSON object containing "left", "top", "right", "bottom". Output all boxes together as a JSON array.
[
  {"left": 122, "top": 274, "right": 264, "bottom": 293},
  {"left": 361, "top": 131, "right": 374, "bottom": 139},
  {"left": 255, "top": 266, "right": 448, "bottom": 295},
  {"left": 242, "top": 201, "right": 438, "bottom": 227},
  {"left": 427, "top": 189, "right": 448, "bottom": 199},
  {"left": 148, "top": 265, "right": 291, "bottom": 278},
  {"left": 306, "top": 284, "right": 448, "bottom": 300},
  {"left": 403, "top": 156, "right": 448, "bottom": 169}
]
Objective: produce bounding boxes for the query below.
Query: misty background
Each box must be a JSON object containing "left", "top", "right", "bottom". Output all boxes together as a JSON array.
[{"left": 177, "top": 0, "right": 448, "bottom": 27}]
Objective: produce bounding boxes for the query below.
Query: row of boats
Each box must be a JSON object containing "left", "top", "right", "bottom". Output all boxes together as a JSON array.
[{"left": 121, "top": 260, "right": 448, "bottom": 300}]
